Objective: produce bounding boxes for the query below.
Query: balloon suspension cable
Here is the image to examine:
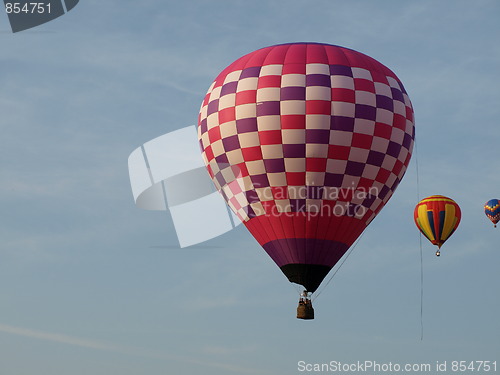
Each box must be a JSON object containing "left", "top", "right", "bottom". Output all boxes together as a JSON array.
[
  {"left": 415, "top": 139, "right": 424, "bottom": 341},
  {"left": 419, "top": 233, "right": 425, "bottom": 340},
  {"left": 312, "top": 231, "right": 365, "bottom": 302}
]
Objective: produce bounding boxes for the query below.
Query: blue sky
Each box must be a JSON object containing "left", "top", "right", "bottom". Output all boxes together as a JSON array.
[{"left": 1, "top": 1, "right": 499, "bottom": 374}]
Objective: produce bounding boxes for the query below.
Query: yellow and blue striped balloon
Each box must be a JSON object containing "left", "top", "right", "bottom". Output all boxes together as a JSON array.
[
  {"left": 484, "top": 199, "right": 500, "bottom": 228},
  {"left": 414, "top": 195, "right": 461, "bottom": 256}
]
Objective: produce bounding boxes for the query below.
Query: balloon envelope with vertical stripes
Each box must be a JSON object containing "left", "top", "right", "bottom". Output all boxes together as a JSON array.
[
  {"left": 198, "top": 43, "right": 415, "bottom": 293},
  {"left": 414, "top": 195, "right": 461, "bottom": 254}
]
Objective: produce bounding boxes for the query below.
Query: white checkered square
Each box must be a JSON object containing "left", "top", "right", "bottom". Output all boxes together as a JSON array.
[
  {"left": 275, "top": 199, "right": 292, "bottom": 212},
  {"left": 306, "top": 63, "right": 330, "bottom": 75},
  {"left": 351, "top": 67, "right": 373, "bottom": 80},
  {"left": 306, "top": 171, "right": 325, "bottom": 186},
  {"left": 371, "top": 137, "right": 390, "bottom": 153},
  {"left": 224, "top": 70, "right": 242, "bottom": 84},
  {"left": 355, "top": 90, "right": 376, "bottom": 106},
  {"left": 329, "top": 130, "right": 353, "bottom": 146},
  {"left": 353, "top": 119, "right": 375, "bottom": 135},
  {"left": 236, "top": 77, "right": 258, "bottom": 92},
  {"left": 326, "top": 159, "right": 347, "bottom": 174},
  {"left": 208, "top": 86, "right": 222, "bottom": 105},
  {"left": 376, "top": 108, "right": 394, "bottom": 125},
  {"left": 360, "top": 166, "right": 379, "bottom": 183},
  {"left": 331, "top": 101, "right": 355, "bottom": 117},
  {"left": 398, "top": 147, "right": 409, "bottom": 164},
  {"left": 374, "top": 82, "right": 392, "bottom": 97},
  {"left": 393, "top": 100, "right": 406, "bottom": 117},
  {"left": 331, "top": 75, "right": 355, "bottom": 90},
  {"left": 235, "top": 103, "right": 256, "bottom": 119},
  {"left": 220, "top": 121, "right": 237, "bottom": 138},
  {"left": 256, "top": 187, "right": 273, "bottom": 202},
  {"left": 246, "top": 160, "right": 266, "bottom": 175},
  {"left": 257, "top": 115, "right": 282, "bottom": 130},
  {"left": 284, "top": 158, "right": 306, "bottom": 172},
  {"left": 206, "top": 112, "right": 220, "bottom": 130},
  {"left": 390, "top": 128, "right": 405, "bottom": 144},
  {"left": 349, "top": 147, "right": 370, "bottom": 163},
  {"left": 260, "top": 64, "right": 283, "bottom": 76},
  {"left": 257, "top": 87, "right": 280, "bottom": 101},
  {"left": 200, "top": 131, "right": 210, "bottom": 149},
  {"left": 226, "top": 149, "right": 244, "bottom": 164},
  {"left": 250, "top": 202, "right": 266, "bottom": 216},
  {"left": 387, "top": 76, "right": 400, "bottom": 89},
  {"left": 282, "top": 129, "right": 305, "bottom": 144},
  {"left": 341, "top": 175, "right": 360, "bottom": 190},
  {"left": 219, "top": 94, "right": 236, "bottom": 110},
  {"left": 403, "top": 93, "right": 412, "bottom": 107},
  {"left": 405, "top": 120, "right": 413, "bottom": 135},
  {"left": 385, "top": 173, "right": 398, "bottom": 189},
  {"left": 381, "top": 155, "right": 397, "bottom": 171},
  {"left": 267, "top": 172, "right": 287, "bottom": 186},
  {"left": 261, "top": 144, "right": 284, "bottom": 158},
  {"left": 281, "top": 100, "right": 306, "bottom": 115},
  {"left": 306, "top": 143, "right": 328, "bottom": 157},
  {"left": 238, "top": 132, "right": 260, "bottom": 148},
  {"left": 281, "top": 74, "right": 306, "bottom": 87},
  {"left": 306, "top": 86, "right": 331, "bottom": 100},
  {"left": 211, "top": 140, "right": 224, "bottom": 157},
  {"left": 305, "top": 114, "right": 330, "bottom": 130}
]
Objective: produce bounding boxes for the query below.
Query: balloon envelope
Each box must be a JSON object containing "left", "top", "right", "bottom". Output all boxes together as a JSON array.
[
  {"left": 484, "top": 199, "right": 500, "bottom": 227},
  {"left": 414, "top": 195, "right": 461, "bottom": 249},
  {"left": 198, "top": 43, "right": 415, "bottom": 292}
]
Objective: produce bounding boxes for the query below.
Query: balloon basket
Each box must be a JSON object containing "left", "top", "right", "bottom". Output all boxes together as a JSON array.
[{"left": 297, "top": 299, "right": 315, "bottom": 320}]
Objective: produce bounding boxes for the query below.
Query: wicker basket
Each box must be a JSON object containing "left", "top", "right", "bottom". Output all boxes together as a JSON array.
[{"left": 297, "top": 301, "right": 315, "bottom": 320}]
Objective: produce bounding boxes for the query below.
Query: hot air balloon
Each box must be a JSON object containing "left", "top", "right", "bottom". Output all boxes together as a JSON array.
[
  {"left": 198, "top": 43, "right": 415, "bottom": 319},
  {"left": 414, "top": 195, "right": 461, "bottom": 256},
  {"left": 484, "top": 199, "right": 500, "bottom": 228}
]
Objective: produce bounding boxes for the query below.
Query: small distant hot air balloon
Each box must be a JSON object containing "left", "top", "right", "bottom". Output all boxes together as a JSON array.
[
  {"left": 198, "top": 43, "right": 415, "bottom": 319},
  {"left": 484, "top": 199, "right": 500, "bottom": 228},
  {"left": 414, "top": 195, "right": 461, "bottom": 256}
]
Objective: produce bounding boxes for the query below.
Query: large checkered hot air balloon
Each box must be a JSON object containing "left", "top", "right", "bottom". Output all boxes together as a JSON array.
[{"left": 198, "top": 43, "right": 415, "bottom": 319}]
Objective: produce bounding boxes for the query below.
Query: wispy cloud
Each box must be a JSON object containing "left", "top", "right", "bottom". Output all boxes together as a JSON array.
[
  {"left": 0, "top": 323, "right": 122, "bottom": 351},
  {"left": 0, "top": 323, "right": 272, "bottom": 374}
]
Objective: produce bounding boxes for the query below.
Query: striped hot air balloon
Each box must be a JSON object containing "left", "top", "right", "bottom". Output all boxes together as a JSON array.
[
  {"left": 414, "top": 195, "right": 461, "bottom": 256},
  {"left": 198, "top": 43, "right": 415, "bottom": 318},
  {"left": 484, "top": 199, "right": 500, "bottom": 228}
]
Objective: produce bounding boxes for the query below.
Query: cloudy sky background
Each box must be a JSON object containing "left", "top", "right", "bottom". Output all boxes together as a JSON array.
[{"left": 1, "top": 1, "right": 499, "bottom": 374}]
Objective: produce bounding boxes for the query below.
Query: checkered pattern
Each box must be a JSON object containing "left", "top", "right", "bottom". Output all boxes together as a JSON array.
[{"left": 198, "top": 43, "right": 415, "bottom": 227}]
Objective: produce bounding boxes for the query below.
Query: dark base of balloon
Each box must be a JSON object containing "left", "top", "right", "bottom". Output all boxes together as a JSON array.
[
  {"left": 297, "top": 299, "right": 315, "bottom": 320},
  {"left": 280, "top": 264, "right": 331, "bottom": 293}
]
